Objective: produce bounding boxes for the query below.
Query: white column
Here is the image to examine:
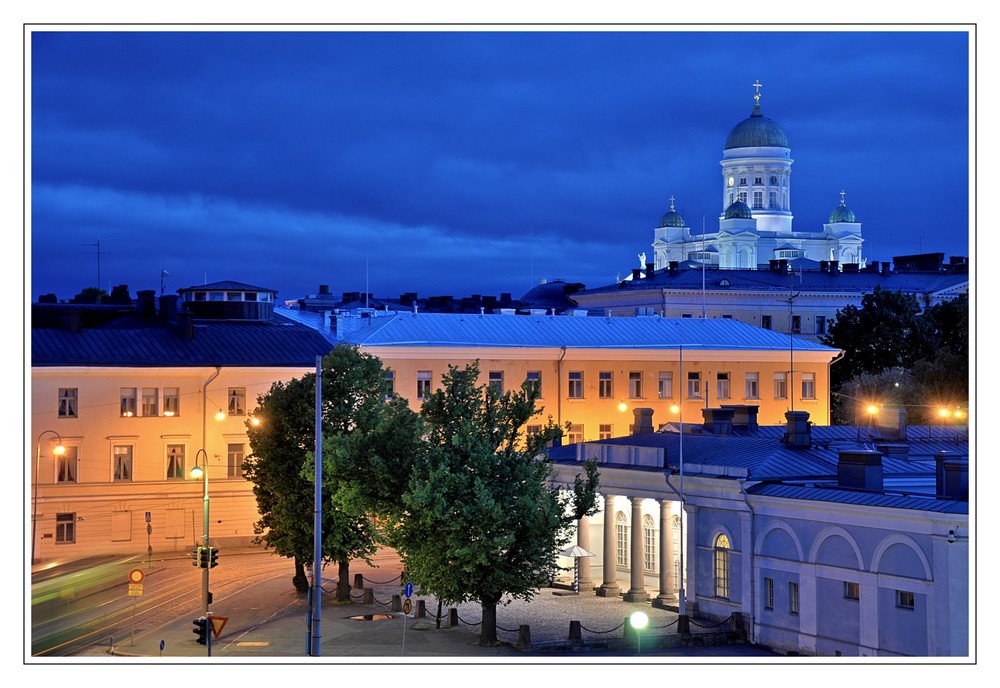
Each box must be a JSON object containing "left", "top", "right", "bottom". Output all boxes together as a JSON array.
[
  {"left": 623, "top": 496, "right": 649, "bottom": 602},
  {"left": 654, "top": 498, "right": 676, "bottom": 608},
  {"left": 597, "top": 493, "right": 620, "bottom": 598},
  {"left": 577, "top": 514, "right": 593, "bottom": 590}
]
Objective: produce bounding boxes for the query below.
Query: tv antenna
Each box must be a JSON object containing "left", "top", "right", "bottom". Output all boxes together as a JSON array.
[{"left": 82, "top": 238, "right": 110, "bottom": 291}]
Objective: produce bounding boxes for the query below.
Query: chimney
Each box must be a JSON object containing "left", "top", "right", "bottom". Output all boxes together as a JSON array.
[
  {"left": 630, "top": 408, "right": 655, "bottom": 436},
  {"left": 137, "top": 289, "right": 156, "bottom": 319},
  {"left": 829, "top": 260, "right": 839, "bottom": 274},
  {"left": 319, "top": 284, "right": 330, "bottom": 295},
  {"left": 701, "top": 407, "right": 735, "bottom": 435},
  {"left": 935, "top": 452, "right": 969, "bottom": 501},
  {"left": 631, "top": 269, "right": 642, "bottom": 281},
  {"left": 175, "top": 311, "right": 195, "bottom": 340},
  {"left": 668, "top": 261, "right": 678, "bottom": 275},
  {"left": 869, "top": 260, "right": 880, "bottom": 273},
  {"left": 159, "top": 294, "right": 179, "bottom": 324},
  {"left": 782, "top": 410, "right": 811, "bottom": 447},
  {"left": 819, "top": 260, "right": 828, "bottom": 273},
  {"left": 876, "top": 405, "right": 907, "bottom": 439},
  {"left": 722, "top": 404, "right": 758, "bottom": 431},
  {"left": 645, "top": 262, "right": 656, "bottom": 278},
  {"left": 881, "top": 262, "right": 892, "bottom": 276},
  {"left": 875, "top": 443, "right": 910, "bottom": 461},
  {"left": 837, "top": 450, "right": 884, "bottom": 491}
]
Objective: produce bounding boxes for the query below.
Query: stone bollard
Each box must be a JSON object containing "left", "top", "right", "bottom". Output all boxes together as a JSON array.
[
  {"left": 415, "top": 600, "right": 426, "bottom": 618},
  {"left": 516, "top": 624, "right": 532, "bottom": 651},
  {"left": 353, "top": 573, "right": 364, "bottom": 590},
  {"left": 363, "top": 588, "right": 374, "bottom": 605},
  {"left": 447, "top": 608, "right": 459, "bottom": 628},
  {"left": 568, "top": 620, "right": 582, "bottom": 644},
  {"left": 390, "top": 594, "right": 402, "bottom": 612},
  {"left": 677, "top": 614, "right": 690, "bottom": 634}
]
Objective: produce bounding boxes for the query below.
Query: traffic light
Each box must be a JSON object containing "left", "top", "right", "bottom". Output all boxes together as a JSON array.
[
  {"left": 193, "top": 616, "right": 208, "bottom": 645},
  {"left": 209, "top": 546, "right": 219, "bottom": 568},
  {"left": 191, "top": 546, "right": 204, "bottom": 567}
]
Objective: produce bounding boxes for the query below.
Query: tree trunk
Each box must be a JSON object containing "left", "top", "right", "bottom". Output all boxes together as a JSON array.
[
  {"left": 292, "top": 557, "right": 308, "bottom": 593},
  {"left": 335, "top": 560, "right": 351, "bottom": 602},
  {"left": 478, "top": 599, "right": 499, "bottom": 646}
]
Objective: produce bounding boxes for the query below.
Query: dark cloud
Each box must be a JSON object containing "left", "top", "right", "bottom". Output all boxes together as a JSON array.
[{"left": 29, "top": 28, "right": 971, "bottom": 303}]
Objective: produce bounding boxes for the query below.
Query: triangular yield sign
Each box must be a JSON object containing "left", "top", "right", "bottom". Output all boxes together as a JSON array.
[{"left": 208, "top": 615, "right": 228, "bottom": 639}]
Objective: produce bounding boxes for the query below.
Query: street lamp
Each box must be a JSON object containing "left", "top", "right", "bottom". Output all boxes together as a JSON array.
[
  {"left": 629, "top": 610, "right": 649, "bottom": 655},
  {"left": 33, "top": 430, "right": 65, "bottom": 565},
  {"left": 190, "top": 449, "right": 210, "bottom": 624}
]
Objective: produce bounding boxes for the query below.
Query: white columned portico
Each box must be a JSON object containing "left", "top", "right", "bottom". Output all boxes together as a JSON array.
[
  {"left": 683, "top": 504, "right": 698, "bottom": 611},
  {"left": 623, "top": 496, "right": 649, "bottom": 602},
  {"left": 597, "top": 493, "right": 621, "bottom": 597}
]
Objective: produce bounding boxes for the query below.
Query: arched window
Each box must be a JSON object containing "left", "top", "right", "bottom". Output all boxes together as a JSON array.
[
  {"left": 714, "top": 533, "right": 731, "bottom": 598},
  {"left": 615, "top": 511, "right": 629, "bottom": 568},
  {"left": 643, "top": 514, "right": 657, "bottom": 573}
]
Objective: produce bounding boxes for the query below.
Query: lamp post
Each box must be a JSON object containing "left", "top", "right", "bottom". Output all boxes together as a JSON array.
[
  {"left": 190, "top": 449, "right": 210, "bottom": 622},
  {"left": 32, "top": 430, "right": 65, "bottom": 565}
]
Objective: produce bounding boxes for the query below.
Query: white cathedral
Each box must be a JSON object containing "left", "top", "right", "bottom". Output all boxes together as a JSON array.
[{"left": 651, "top": 82, "right": 864, "bottom": 271}]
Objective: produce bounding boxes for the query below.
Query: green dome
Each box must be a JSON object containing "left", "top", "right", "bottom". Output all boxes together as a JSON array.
[
  {"left": 658, "top": 196, "right": 686, "bottom": 228},
  {"left": 724, "top": 199, "right": 753, "bottom": 220},
  {"left": 829, "top": 196, "right": 857, "bottom": 223},
  {"left": 725, "top": 104, "right": 789, "bottom": 150}
]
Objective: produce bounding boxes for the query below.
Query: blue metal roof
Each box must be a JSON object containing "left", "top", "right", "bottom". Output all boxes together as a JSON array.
[
  {"left": 340, "top": 312, "right": 837, "bottom": 353},
  {"left": 578, "top": 266, "right": 968, "bottom": 297},
  {"left": 31, "top": 313, "right": 334, "bottom": 367},
  {"left": 747, "top": 482, "right": 968, "bottom": 515}
]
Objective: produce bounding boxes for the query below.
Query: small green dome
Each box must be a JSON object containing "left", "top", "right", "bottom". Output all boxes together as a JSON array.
[
  {"left": 724, "top": 199, "right": 753, "bottom": 220},
  {"left": 658, "top": 196, "right": 686, "bottom": 228},
  {"left": 829, "top": 193, "right": 857, "bottom": 223}
]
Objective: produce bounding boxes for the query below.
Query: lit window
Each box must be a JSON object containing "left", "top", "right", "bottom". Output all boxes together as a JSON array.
[
  {"left": 629, "top": 372, "right": 643, "bottom": 399},
  {"left": 801, "top": 372, "right": 816, "bottom": 400},
  {"left": 163, "top": 388, "right": 180, "bottom": 416},
  {"left": 55, "top": 513, "right": 76, "bottom": 544},
  {"left": 599, "top": 371, "right": 613, "bottom": 399},
  {"left": 228, "top": 388, "right": 246, "bottom": 416},
  {"left": 714, "top": 533, "right": 730, "bottom": 598},
  {"left": 120, "top": 388, "right": 137, "bottom": 417},
  {"left": 658, "top": 371, "right": 673, "bottom": 399},
  {"left": 687, "top": 372, "right": 701, "bottom": 399},
  {"left": 745, "top": 372, "right": 759, "bottom": 399},
  {"left": 488, "top": 371, "right": 504, "bottom": 393},
  {"left": 142, "top": 387, "right": 159, "bottom": 417},
  {"left": 114, "top": 445, "right": 133, "bottom": 482},
  {"left": 774, "top": 372, "right": 787, "bottom": 399},
  {"left": 716, "top": 372, "right": 730, "bottom": 399},
  {"left": 525, "top": 424, "right": 541, "bottom": 436},
  {"left": 764, "top": 577, "right": 774, "bottom": 609},
  {"left": 227, "top": 443, "right": 245, "bottom": 478},
  {"left": 643, "top": 514, "right": 657, "bottom": 573},
  {"left": 896, "top": 590, "right": 915, "bottom": 610},
  {"left": 166, "top": 444, "right": 185, "bottom": 480},
  {"left": 789, "top": 582, "right": 799, "bottom": 614},
  {"left": 615, "top": 511, "right": 628, "bottom": 567},
  {"left": 567, "top": 424, "right": 584, "bottom": 444},
  {"left": 568, "top": 372, "right": 584, "bottom": 399},
  {"left": 417, "top": 371, "right": 432, "bottom": 400},
  {"left": 56, "top": 446, "right": 78, "bottom": 483},
  {"left": 843, "top": 581, "right": 860, "bottom": 600},
  {"left": 58, "top": 388, "right": 78, "bottom": 418},
  {"left": 599, "top": 424, "right": 613, "bottom": 440}
]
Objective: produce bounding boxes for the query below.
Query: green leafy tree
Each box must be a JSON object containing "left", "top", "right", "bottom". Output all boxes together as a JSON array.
[
  {"left": 245, "top": 345, "right": 421, "bottom": 599},
  {"left": 391, "top": 362, "right": 599, "bottom": 646},
  {"left": 824, "top": 288, "right": 969, "bottom": 424}
]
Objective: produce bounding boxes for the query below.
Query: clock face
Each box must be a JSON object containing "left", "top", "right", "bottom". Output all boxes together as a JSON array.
[{"left": 728, "top": 176, "right": 735, "bottom": 187}]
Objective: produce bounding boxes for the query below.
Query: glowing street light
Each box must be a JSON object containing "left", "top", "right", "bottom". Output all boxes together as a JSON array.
[
  {"left": 190, "top": 447, "right": 211, "bottom": 655},
  {"left": 629, "top": 610, "right": 649, "bottom": 655},
  {"left": 32, "top": 430, "right": 65, "bottom": 565}
]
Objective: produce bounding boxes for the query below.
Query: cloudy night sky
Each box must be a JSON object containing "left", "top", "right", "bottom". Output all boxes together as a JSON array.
[{"left": 28, "top": 27, "right": 972, "bottom": 305}]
